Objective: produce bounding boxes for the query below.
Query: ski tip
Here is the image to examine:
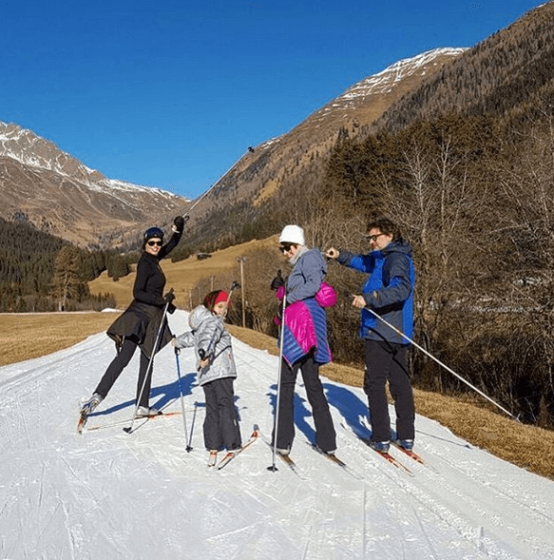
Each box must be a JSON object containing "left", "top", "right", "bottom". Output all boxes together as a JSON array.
[
  {"left": 77, "top": 420, "right": 86, "bottom": 434},
  {"left": 123, "top": 427, "right": 133, "bottom": 434}
]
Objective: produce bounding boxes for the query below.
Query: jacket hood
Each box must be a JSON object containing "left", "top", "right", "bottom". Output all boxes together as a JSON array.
[
  {"left": 381, "top": 239, "right": 412, "bottom": 257},
  {"left": 188, "top": 305, "right": 213, "bottom": 330}
]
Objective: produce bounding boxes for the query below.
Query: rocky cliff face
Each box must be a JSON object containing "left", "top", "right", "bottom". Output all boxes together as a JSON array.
[{"left": 0, "top": 122, "right": 188, "bottom": 247}]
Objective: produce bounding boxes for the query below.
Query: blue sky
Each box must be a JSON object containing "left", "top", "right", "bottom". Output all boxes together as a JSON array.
[{"left": 0, "top": 0, "right": 545, "bottom": 200}]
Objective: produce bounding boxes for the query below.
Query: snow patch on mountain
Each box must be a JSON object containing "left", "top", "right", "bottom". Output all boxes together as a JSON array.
[
  {"left": 0, "top": 120, "right": 182, "bottom": 201},
  {"left": 315, "top": 48, "right": 467, "bottom": 119}
]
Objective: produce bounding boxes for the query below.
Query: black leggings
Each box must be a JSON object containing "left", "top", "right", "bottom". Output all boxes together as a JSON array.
[
  {"left": 274, "top": 354, "right": 336, "bottom": 453},
  {"left": 95, "top": 338, "right": 152, "bottom": 408}
]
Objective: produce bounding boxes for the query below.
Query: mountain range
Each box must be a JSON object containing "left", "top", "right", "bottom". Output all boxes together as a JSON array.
[
  {"left": 0, "top": 121, "right": 188, "bottom": 247},
  {"left": 0, "top": 47, "right": 464, "bottom": 249},
  {"left": 1, "top": 0, "right": 551, "bottom": 251},
  {"left": 178, "top": 47, "right": 467, "bottom": 248}
]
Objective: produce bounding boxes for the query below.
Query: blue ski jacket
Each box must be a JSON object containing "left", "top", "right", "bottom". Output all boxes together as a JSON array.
[{"left": 338, "top": 240, "right": 415, "bottom": 345}]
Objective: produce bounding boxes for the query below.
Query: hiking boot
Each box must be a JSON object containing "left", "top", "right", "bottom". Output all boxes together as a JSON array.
[
  {"left": 368, "top": 440, "right": 390, "bottom": 453},
  {"left": 80, "top": 393, "right": 103, "bottom": 415},
  {"left": 136, "top": 406, "right": 162, "bottom": 418},
  {"left": 397, "top": 439, "right": 414, "bottom": 451}
]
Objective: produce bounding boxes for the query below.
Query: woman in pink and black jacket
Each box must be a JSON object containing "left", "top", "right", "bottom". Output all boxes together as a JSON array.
[{"left": 271, "top": 225, "right": 337, "bottom": 456}]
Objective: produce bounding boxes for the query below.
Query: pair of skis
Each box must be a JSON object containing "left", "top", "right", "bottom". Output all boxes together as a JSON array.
[
  {"left": 268, "top": 442, "right": 355, "bottom": 480},
  {"left": 210, "top": 425, "right": 260, "bottom": 470},
  {"left": 274, "top": 440, "right": 427, "bottom": 478},
  {"left": 78, "top": 410, "right": 183, "bottom": 433},
  {"left": 361, "top": 439, "right": 427, "bottom": 475}
]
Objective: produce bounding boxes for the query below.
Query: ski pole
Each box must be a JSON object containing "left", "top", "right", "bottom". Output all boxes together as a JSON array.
[
  {"left": 360, "top": 302, "right": 519, "bottom": 421},
  {"left": 183, "top": 150, "right": 253, "bottom": 218},
  {"left": 188, "top": 402, "right": 198, "bottom": 451},
  {"left": 222, "top": 280, "right": 240, "bottom": 320},
  {"left": 268, "top": 288, "right": 287, "bottom": 472},
  {"left": 174, "top": 347, "right": 192, "bottom": 452},
  {"left": 124, "top": 290, "right": 174, "bottom": 433}
]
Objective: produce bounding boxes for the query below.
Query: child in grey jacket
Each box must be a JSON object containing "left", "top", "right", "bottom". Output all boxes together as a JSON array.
[{"left": 173, "top": 290, "right": 242, "bottom": 465}]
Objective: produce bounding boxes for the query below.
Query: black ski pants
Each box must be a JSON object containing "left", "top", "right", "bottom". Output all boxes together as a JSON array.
[
  {"left": 364, "top": 339, "right": 415, "bottom": 443},
  {"left": 202, "top": 377, "right": 242, "bottom": 451},
  {"left": 95, "top": 338, "right": 153, "bottom": 408},
  {"left": 274, "top": 354, "right": 336, "bottom": 453}
]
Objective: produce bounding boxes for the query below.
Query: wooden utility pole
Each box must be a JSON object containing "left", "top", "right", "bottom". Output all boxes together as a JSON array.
[{"left": 237, "top": 257, "right": 247, "bottom": 328}]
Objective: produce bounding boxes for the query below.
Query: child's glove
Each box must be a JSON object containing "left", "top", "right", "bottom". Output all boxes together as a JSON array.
[{"left": 197, "top": 348, "right": 210, "bottom": 370}]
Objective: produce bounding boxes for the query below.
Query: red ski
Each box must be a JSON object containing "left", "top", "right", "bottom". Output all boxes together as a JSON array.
[
  {"left": 361, "top": 438, "right": 413, "bottom": 476},
  {"left": 217, "top": 425, "right": 259, "bottom": 470},
  {"left": 391, "top": 442, "right": 425, "bottom": 465}
]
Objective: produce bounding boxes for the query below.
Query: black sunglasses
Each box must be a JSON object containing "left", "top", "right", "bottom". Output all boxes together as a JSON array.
[
  {"left": 279, "top": 243, "right": 294, "bottom": 253},
  {"left": 147, "top": 240, "right": 163, "bottom": 247}
]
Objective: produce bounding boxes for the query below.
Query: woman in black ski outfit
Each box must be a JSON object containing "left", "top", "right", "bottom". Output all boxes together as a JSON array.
[{"left": 80, "top": 215, "right": 185, "bottom": 418}]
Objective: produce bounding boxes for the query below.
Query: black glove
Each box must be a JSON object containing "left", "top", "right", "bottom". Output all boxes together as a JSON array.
[
  {"left": 270, "top": 270, "right": 285, "bottom": 291},
  {"left": 164, "top": 291, "right": 175, "bottom": 304},
  {"left": 173, "top": 215, "right": 186, "bottom": 233},
  {"left": 198, "top": 348, "right": 206, "bottom": 360},
  {"left": 167, "top": 303, "right": 176, "bottom": 314}
]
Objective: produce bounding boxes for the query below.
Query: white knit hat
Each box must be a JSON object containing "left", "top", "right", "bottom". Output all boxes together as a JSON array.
[{"left": 279, "top": 225, "right": 305, "bottom": 246}]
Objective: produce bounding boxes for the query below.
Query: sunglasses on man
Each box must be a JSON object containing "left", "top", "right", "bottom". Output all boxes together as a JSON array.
[{"left": 279, "top": 243, "right": 294, "bottom": 253}]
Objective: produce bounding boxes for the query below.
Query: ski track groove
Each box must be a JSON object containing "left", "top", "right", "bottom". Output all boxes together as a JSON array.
[
  {"left": 380, "top": 464, "right": 537, "bottom": 559},
  {"left": 300, "top": 524, "right": 313, "bottom": 560},
  {"left": 417, "top": 448, "right": 554, "bottom": 551},
  {"left": 362, "top": 487, "right": 367, "bottom": 560},
  {"left": 412, "top": 501, "right": 440, "bottom": 560},
  {"left": 432, "top": 447, "right": 554, "bottom": 526}
]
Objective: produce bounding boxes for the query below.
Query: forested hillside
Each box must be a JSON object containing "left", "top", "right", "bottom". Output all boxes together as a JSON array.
[
  {"left": 375, "top": 2, "right": 554, "bottom": 132},
  {"left": 0, "top": 216, "right": 65, "bottom": 310},
  {"left": 0, "top": 217, "right": 131, "bottom": 312}
]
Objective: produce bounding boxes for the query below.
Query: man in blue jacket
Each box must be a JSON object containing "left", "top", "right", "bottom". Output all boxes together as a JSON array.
[{"left": 326, "top": 216, "right": 416, "bottom": 453}]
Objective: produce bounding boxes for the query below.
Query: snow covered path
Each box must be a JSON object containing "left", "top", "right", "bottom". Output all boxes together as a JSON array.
[{"left": 1, "top": 310, "right": 554, "bottom": 559}]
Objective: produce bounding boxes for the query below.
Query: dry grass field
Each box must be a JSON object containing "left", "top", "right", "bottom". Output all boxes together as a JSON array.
[
  {"left": 0, "top": 312, "right": 117, "bottom": 366},
  {"left": 2, "top": 234, "right": 553, "bottom": 480}
]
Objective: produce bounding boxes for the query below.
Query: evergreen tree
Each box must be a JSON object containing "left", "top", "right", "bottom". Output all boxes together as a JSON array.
[{"left": 51, "top": 246, "right": 83, "bottom": 310}]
